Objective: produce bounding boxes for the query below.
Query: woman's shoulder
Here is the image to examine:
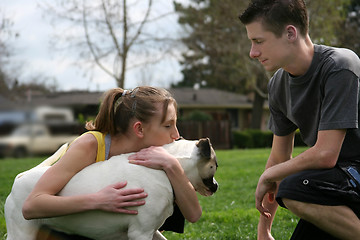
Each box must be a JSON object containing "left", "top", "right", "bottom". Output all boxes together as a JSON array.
[
  {"left": 50, "top": 132, "right": 100, "bottom": 175},
  {"left": 69, "top": 132, "right": 99, "bottom": 154},
  {"left": 82, "top": 131, "right": 106, "bottom": 143}
]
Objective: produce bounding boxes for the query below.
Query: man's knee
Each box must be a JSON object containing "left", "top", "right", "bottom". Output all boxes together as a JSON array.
[
  {"left": 282, "top": 198, "right": 309, "bottom": 218},
  {"left": 282, "top": 198, "right": 338, "bottom": 222}
]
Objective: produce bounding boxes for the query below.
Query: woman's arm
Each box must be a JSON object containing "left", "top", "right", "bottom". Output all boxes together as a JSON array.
[
  {"left": 128, "top": 146, "right": 202, "bottom": 222},
  {"left": 22, "top": 134, "right": 147, "bottom": 219},
  {"left": 162, "top": 155, "right": 202, "bottom": 223}
]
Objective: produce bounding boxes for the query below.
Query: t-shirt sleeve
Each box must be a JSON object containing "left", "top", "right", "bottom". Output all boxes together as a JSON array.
[
  {"left": 319, "top": 70, "right": 359, "bottom": 131},
  {"left": 268, "top": 103, "right": 298, "bottom": 136}
]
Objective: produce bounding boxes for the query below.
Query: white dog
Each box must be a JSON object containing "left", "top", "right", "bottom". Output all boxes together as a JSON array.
[{"left": 5, "top": 138, "right": 218, "bottom": 240}]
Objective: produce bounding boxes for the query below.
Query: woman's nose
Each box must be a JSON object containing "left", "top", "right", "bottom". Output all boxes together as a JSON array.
[{"left": 172, "top": 126, "right": 180, "bottom": 140}]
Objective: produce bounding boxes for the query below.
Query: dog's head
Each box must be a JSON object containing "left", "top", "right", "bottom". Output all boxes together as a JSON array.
[
  {"left": 193, "top": 138, "right": 218, "bottom": 196},
  {"left": 164, "top": 137, "right": 218, "bottom": 196}
]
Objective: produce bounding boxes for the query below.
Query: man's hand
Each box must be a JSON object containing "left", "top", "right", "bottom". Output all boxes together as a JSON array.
[{"left": 255, "top": 172, "right": 277, "bottom": 218}]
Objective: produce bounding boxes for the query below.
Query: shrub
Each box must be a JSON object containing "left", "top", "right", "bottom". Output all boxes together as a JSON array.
[
  {"left": 232, "top": 131, "right": 253, "bottom": 148},
  {"left": 245, "top": 129, "right": 273, "bottom": 148},
  {"left": 181, "top": 110, "right": 213, "bottom": 122},
  {"left": 294, "top": 131, "right": 307, "bottom": 147},
  {"left": 233, "top": 129, "right": 306, "bottom": 149}
]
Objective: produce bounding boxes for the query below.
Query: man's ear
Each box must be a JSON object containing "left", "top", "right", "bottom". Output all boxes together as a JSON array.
[
  {"left": 133, "top": 121, "right": 144, "bottom": 138},
  {"left": 286, "top": 25, "right": 297, "bottom": 42}
]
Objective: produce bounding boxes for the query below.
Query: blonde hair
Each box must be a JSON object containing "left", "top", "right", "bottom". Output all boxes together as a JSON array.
[{"left": 86, "top": 86, "right": 177, "bottom": 135}]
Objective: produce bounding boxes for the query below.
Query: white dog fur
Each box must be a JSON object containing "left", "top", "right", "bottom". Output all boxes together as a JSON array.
[{"left": 5, "top": 138, "right": 218, "bottom": 240}]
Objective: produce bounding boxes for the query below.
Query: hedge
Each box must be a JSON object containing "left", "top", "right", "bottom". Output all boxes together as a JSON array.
[{"left": 232, "top": 129, "right": 307, "bottom": 149}]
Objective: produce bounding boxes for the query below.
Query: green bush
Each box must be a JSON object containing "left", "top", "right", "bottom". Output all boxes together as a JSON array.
[
  {"left": 245, "top": 129, "right": 273, "bottom": 148},
  {"left": 294, "top": 131, "right": 307, "bottom": 147},
  {"left": 232, "top": 131, "right": 253, "bottom": 148},
  {"left": 233, "top": 129, "right": 306, "bottom": 149},
  {"left": 181, "top": 110, "right": 213, "bottom": 122}
]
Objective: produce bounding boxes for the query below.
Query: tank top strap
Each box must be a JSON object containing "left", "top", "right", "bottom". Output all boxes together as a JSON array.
[
  {"left": 104, "top": 134, "right": 111, "bottom": 160},
  {"left": 84, "top": 131, "right": 106, "bottom": 162}
]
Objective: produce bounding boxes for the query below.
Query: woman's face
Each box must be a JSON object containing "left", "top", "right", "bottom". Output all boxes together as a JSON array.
[{"left": 142, "top": 102, "right": 180, "bottom": 147}]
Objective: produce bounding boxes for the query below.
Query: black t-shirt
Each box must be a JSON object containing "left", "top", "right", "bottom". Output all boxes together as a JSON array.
[{"left": 268, "top": 44, "right": 360, "bottom": 161}]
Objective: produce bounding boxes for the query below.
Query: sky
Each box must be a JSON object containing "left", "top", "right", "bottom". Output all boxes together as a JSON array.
[{"left": 5, "top": 0, "right": 187, "bottom": 92}]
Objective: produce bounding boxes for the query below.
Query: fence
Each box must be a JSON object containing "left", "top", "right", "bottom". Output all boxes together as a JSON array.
[{"left": 177, "top": 120, "right": 231, "bottom": 149}]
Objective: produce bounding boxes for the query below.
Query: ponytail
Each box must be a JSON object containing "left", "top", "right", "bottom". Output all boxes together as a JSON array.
[
  {"left": 86, "top": 86, "right": 176, "bottom": 136},
  {"left": 85, "top": 88, "right": 124, "bottom": 135}
]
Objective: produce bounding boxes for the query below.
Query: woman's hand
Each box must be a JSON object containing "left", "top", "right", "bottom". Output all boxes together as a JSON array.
[
  {"left": 94, "top": 181, "right": 147, "bottom": 214},
  {"left": 128, "top": 146, "right": 178, "bottom": 171},
  {"left": 128, "top": 146, "right": 202, "bottom": 223}
]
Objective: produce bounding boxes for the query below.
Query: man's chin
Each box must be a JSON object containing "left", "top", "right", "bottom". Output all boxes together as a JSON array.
[{"left": 264, "top": 65, "right": 280, "bottom": 72}]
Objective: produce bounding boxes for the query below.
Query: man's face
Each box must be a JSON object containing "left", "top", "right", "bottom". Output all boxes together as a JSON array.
[{"left": 245, "top": 21, "right": 290, "bottom": 72}]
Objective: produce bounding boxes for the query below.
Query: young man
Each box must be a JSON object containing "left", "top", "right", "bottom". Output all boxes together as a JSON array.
[{"left": 239, "top": 1, "right": 360, "bottom": 239}]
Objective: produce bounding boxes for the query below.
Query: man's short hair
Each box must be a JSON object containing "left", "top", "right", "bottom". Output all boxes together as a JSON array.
[{"left": 239, "top": 0, "right": 309, "bottom": 37}]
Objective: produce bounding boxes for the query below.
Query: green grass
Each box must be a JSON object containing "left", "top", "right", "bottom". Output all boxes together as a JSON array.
[
  {"left": 0, "top": 157, "right": 45, "bottom": 240},
  {"left": 0, "top": 148, "right": 307, "bottom": 240}
]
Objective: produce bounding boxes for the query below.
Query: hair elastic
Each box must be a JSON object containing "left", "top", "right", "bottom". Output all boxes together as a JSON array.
[{"left": 114, "top": 89, "right": 128, "bottom": 114}]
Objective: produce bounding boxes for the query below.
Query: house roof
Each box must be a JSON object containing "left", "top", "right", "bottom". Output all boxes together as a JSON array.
[
  {"left": 169, "top": 88, "right": 253, "bottom": 109},
  {"left": 0, "top": 95, "right": 27, "bottom": 110},
  {"left": 20, "top": 91, "right": 104, "bottom": 107},
  {"left": 1, "top": 88, "right": 261, "bottom": 110}
]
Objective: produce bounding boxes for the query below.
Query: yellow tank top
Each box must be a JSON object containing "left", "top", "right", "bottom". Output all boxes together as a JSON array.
[
  {"left": 85, "top": 131, "right": 107, "bottom": 162},
  {"left": 63, "top": 131, "right": 107, "bottom": 163}
]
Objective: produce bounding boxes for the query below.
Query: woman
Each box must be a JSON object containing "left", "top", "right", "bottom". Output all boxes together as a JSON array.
[{"left": 22, "top": 86, "right": 202, "bottom": 238}]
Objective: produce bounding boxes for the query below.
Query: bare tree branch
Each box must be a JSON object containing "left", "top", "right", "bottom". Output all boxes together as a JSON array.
[
  {"left": 127, "top": 0, "right": 153, "bottom": 47},
  {"left": 82, "top": 1, "right": 115, "bottom": 78},
  {"left": 40, "top": 0, "right": 182, "bottom": 88}
]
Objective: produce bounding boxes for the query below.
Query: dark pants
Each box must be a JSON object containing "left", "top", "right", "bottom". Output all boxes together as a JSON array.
[
  {"left": 277, "top": 164, "right": 360, "bottom": 239},
  {"left": 290, "top": 219, "right": 339, "bottom": 240}
]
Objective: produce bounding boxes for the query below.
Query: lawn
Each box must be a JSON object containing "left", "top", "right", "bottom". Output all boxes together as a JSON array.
[{"left": 0, "top": 148, "right": 307, "bottom": 240}]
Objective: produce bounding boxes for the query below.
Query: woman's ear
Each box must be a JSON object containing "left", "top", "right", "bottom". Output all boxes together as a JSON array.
[{"left": 133, "top": 121, "right": 144, "bottom": 138}]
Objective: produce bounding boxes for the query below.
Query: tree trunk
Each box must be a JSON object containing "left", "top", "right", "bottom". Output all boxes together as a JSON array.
[{"left": 250, "top": 91, "right": 265, "bottom": 129}]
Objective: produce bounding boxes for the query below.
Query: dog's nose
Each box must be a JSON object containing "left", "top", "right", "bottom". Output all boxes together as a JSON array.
[
  {"left": 203, "top": 177, "right": 218, "bottom": 193},
  {"left": 210, "top": 181, "right": 218, "bottom": 193}
]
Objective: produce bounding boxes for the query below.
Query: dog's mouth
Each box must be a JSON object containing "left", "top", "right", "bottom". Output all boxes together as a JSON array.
[
  {"left": 204, "top": 188, "right": 215, "bottom": 196},
  {"left": 202, "top": 177, "right": 218, "bottom": 193},
  {"left": 195, "top": 187, "right": 216, "bottom": 196},
  {"left": 195, "top": 180, "right": 218, "bottom": 197}
]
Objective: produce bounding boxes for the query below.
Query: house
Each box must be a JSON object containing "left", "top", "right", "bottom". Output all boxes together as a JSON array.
[
  {"left": 169, "top": 88, "right": 269, "bottom": 131},
  {"left": 0, "top": 88, "right": 270, "bottom": 149},
  {"left": 1, "top": 88, "right": 270, "bottom": 130}
]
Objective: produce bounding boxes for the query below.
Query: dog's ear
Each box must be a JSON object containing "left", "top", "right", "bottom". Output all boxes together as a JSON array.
[{"left": 196, "top": 138, "right": 211, "bottom": 159}]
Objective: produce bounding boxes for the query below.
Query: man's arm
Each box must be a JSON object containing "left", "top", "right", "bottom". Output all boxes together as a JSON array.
[
  {"left": 260, "top": 129, "right": 346, "bottom": 184},
  {"left": 257, "top": 129, "right": 346, "bottom": 239},
  {"left": 257, "top": 132, "right": 295, "bottom": 240}
]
